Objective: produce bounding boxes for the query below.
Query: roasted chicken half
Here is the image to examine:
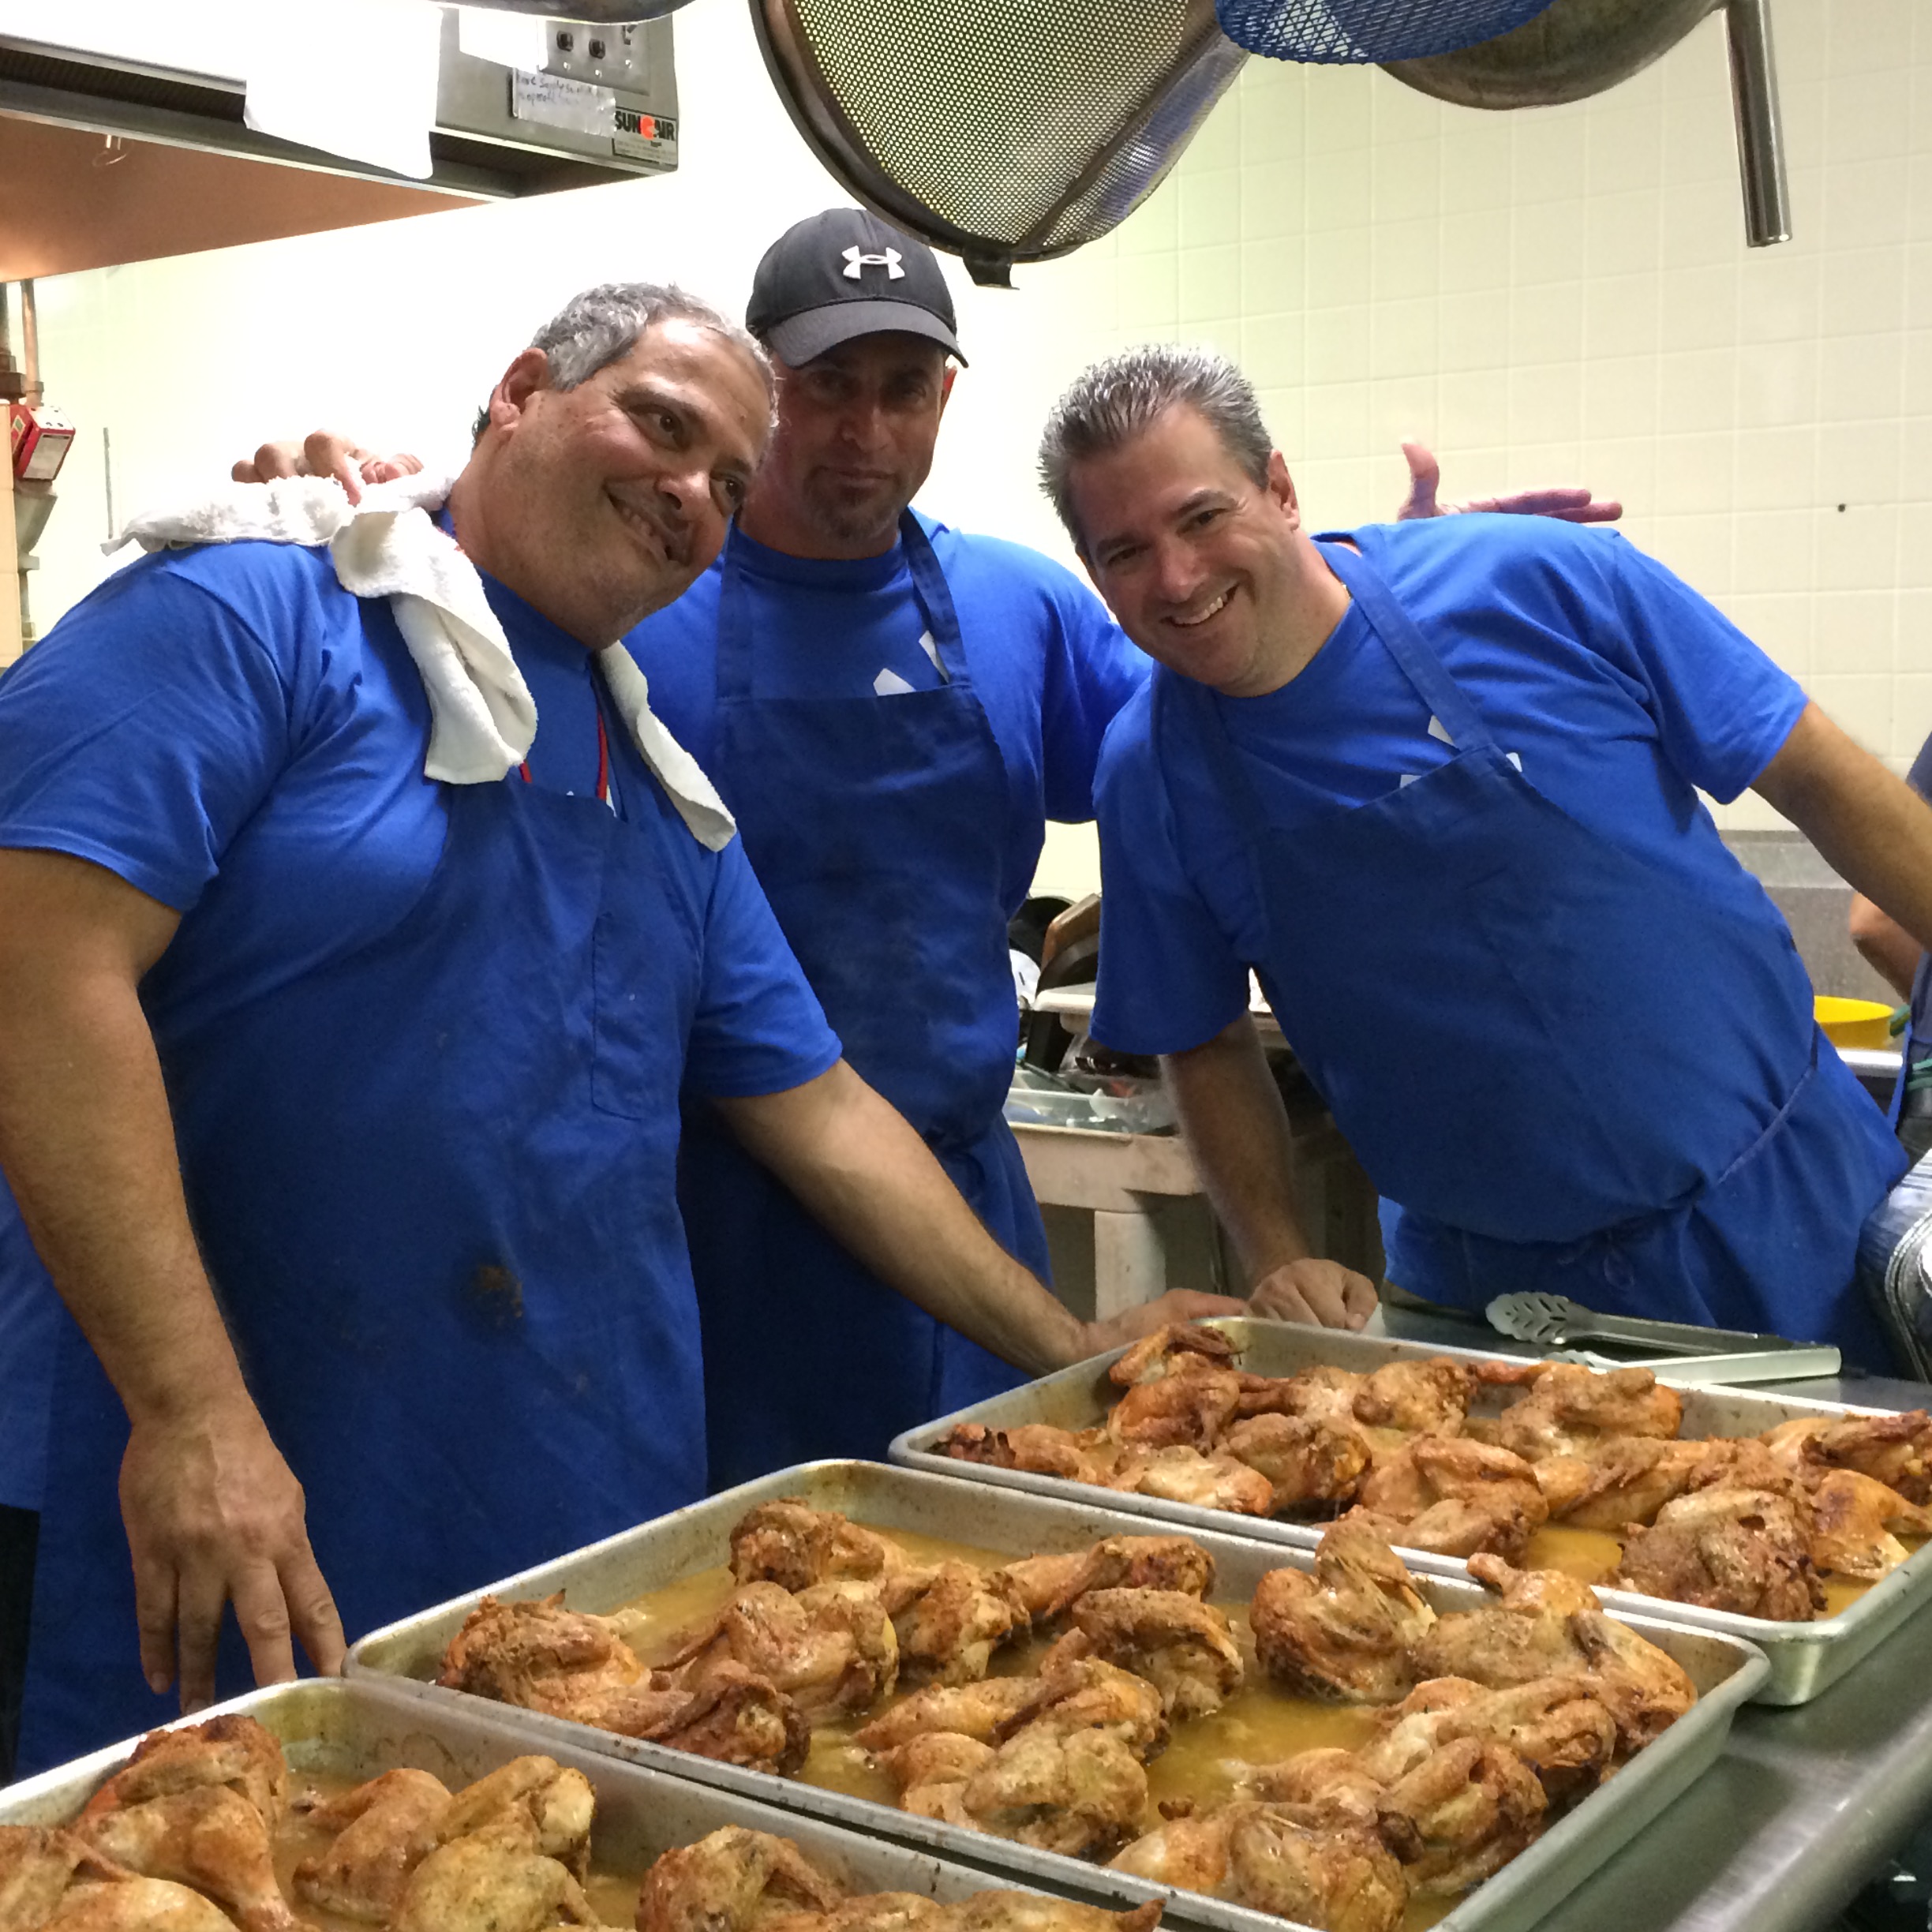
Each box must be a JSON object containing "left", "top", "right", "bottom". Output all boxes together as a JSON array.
[{"left": 1249, "top": 1520, "right": 1436, "bottom": 1703}]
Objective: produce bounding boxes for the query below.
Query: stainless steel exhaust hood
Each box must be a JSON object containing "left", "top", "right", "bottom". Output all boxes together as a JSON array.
[{"left": 0, "top": 8, "right": 680, "bottom": 203}]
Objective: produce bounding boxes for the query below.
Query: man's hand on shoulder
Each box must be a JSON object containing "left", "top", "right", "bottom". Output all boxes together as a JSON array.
[
  {"left": 1083, "top": 1289, "right": 1248, "bottom": 1360},
  {"left": 119, "top": 1393, "right": 346, "bottom": 1711},
  {"left": 231, "top": 432, "right": 423, "bottom": 508},
  {"left": 1248, "top": 1257, "right": 1377, "bottom": 1330},
  {"left": 1395, "top": 441, "right": 1622, "bottom": 526}
]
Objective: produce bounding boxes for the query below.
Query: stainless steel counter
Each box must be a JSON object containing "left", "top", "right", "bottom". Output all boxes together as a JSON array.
[{"left": 1383, "top": 1302, "right": 1929, "bottom": 1929}]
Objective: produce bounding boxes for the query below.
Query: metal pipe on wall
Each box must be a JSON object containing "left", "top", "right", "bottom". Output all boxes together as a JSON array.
[
  {"left": 1726, "top": 0, "right": 1791, "bottom": 248},
  {"left": 19, "top": 281, "right": 40, "bottom": 407}
]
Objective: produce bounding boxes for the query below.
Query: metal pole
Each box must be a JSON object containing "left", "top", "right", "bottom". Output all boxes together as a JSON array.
[
  {"left": 1727, "top": 0, "right": 1792, "bottom": 247},
  {"left": 20, "top": 281, "right": 40, "bottom": 407}
]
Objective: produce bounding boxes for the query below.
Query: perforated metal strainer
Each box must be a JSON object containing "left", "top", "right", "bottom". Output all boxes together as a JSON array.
[{"left": 751, "top": 0, "right": 1249, "bottom": 286}]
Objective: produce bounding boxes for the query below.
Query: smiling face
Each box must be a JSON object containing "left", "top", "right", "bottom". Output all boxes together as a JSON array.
[
  {"left": 736, "top": 332, "right": 955, "bottom": 560},
  {"left": 1068, "top": 403, "right": 1342, "bottom": 698},
  {"left": 456, "top": 316, "right": 771, "bottom": 646}
]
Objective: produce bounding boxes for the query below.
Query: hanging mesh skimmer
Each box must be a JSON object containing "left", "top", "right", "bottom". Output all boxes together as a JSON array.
[
  {"left": 751, "top": 0, "right": 1249, "bottom": 285},
  {"left": 1214, "top": 0, "right": 1559, "bottom": 62}
]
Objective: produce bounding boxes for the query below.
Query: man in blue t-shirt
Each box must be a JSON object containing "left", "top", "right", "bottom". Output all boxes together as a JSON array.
[
  {"left": 1851, "top": 730, "right": 1932, "bottom": 1161},
  {"left": 0, "top": 285, "right": 1233, "bottom": 1778},
  {"left": 1036, "top": 342, "right": 1932, "bottom": 1362}
]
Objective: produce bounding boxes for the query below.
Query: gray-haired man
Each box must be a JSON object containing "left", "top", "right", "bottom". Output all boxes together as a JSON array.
[
  {"left": 1044, "top": 342, "right": 1932, "bottom": 1365},
  {"left": 0, "top": 286, "right": 1234, "bottom": 1776}
]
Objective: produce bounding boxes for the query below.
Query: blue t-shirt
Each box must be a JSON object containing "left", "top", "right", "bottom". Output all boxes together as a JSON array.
[
  {"left": 627, "top": 515, "right": 1150, "bottom": 920},
  {"left": 0, "top": 540, "right": 839, "bottom": 1508},
  {"left": 1091, "top": 514, "right": 1809, "bottom": 1058}
]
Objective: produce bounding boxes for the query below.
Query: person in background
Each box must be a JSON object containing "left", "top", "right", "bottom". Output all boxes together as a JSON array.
[
  {"left": 238, "top": 210, "right": 1621, "bottom": 1492},
  {"left": 1039, "top": 342, "right": 1932, "bottom": 1365},
  {"left": 1849, "top": 727, "right": 1932, "bottom": 1161},
  {"left": 0, "top": 284, "right": 1235, "bottom": 1779}
]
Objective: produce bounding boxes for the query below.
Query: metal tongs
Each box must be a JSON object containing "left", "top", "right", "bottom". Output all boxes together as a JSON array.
[{"left": 1484, "top": 1291, "right": 1840, "bottom": 1387}]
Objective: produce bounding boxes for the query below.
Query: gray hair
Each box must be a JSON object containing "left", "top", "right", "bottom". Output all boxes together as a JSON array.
[
  {"left": 537, "top": 281, "right": 772, "bottom": 396},
  {"left": 1038, "top": 343, "right": 1274, "bottom": 550},
  {"left": 475, "top": 283, "right": 774, "bottom": 440}
]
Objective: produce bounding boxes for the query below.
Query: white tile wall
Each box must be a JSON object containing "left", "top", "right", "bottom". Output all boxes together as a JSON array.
[{"left": 17, "top": 0, "right": 1932, "bottom": 894}]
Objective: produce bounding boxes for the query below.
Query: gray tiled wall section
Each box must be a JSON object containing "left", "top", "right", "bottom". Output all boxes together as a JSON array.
[{"left": 1725, "top": 831, "right": 1899, "bottom": 1002}]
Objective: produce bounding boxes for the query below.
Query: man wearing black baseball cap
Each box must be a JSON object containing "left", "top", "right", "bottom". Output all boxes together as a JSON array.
[{"left": 629, "top": 208, "right": 1164, "bottom": 1484}]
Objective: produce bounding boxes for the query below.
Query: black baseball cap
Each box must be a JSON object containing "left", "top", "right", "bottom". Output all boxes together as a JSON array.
[{"left": 746, "top": 208, "right": 967, "bottom": 368}]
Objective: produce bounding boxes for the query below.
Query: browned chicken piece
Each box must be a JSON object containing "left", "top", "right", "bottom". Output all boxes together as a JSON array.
[
  {"left": 1044, "top": 1590, "right": 1244, "bottom": 1720},
  {"left": 1355, "top": 1437, "right": 1549, "bottom": 1561},
  {"left": 1229, "top": 1750, "right": 1385, "bottom": 1829},
  {"left": 1249, "top": 1519, "right": 1436, "bottom": 1704},
  {"left": 876, "top": 1733, "right": 998, "bottom": 1828},
  {"left": 81, "top": 1786, "right": 306, "bottom": 1932},
  {"left": 1351, "top": 1360, "right": 1473, "bottom": 1438},
  {"left": 937, "top": 1424, "right": 1103, "bottom": 1484},
  {"left": 1230, "top": 1366, "right": 1364, "bottom": 1427},
  {"left": 958, "top": 1724, "right": 1150, "bottom": 1859},
  {"left": 1108, "top": 1323, "right": 1239, "bottom": 1387},
  {"left": 661, "top": 1581, "right": 900, "bottom": 1720},
  {"left": 940, "top": 1895, "right": 1160, "bottom": 1932},
  {"left": 768, "top": 1894, "right": 944, "bottom": 1932},
  {"left": 1220, "top": 1414, "right": 1370, "bottom": 1515},
  {"left": 1351, "top": 1679, "right": 1488, "bottom": 1784},
  {"left": 1537, "top": 1437, "right": 1711, "bottom": 1533},
  {"left": 1764, "top": 1412, "right": 1932, "bottom": 1503},
  {"left": 1109, "top": 1803, "right": 1254, "bottom": 1893},
  {"left": 728, "top": 1501, "right": 908, "bottom": 1592},
  {"left": 634, "top": 1826, "right": 845, "bottom": 1932},
  {"left": 389, "top": 1820, "right": 604, "bottom": 1932},
  {"left": 1683, "top": 1435, "right": 1802, "bottom": 1497},
  {"left": 1105, "top": 1447, "right": 1275, "bottom": 1516},
  {"left": 292, "top": 1768, "right": 453, "bottom": 1922},
  {"left": 992, "top": 1657, "right": 1170, "bottom": 1762},
  {"left": 0, "top": 1825, "right": 94, "bottom": 1926},
  {"left": 43, "top": 1877, "right": 243, "bottom": 1931},
  {"left": 1375, "top": 1738, "right": 1544, "bottom": 1896},
  {"left": 1477, "top": 1361, "right": 1683, "bottom": 1462},
  {"left": 434, "top": 1757, "right": 596, "bottom": 1879},
  {"left": 440, "top": 1596, "right": 811, "bottom": 1772},
  {"left": 1436, "top": 1675, "right": 1619, "bottom": 1799},
  {"left": 880, "top": 1564, "right": 1027, "bottom": 1685},
  {"left": 1418, "top": 1556, "right": 1696, "bottom": 1750},
  {"left": 1222, "top": 1805, "right": 1406, "bottom": 1932},
  {"left": 1807, "top": 1469, "right": 1932, "bottom": 1580},
  {"left": 80, "top": 1716, "right": 291, "bottom": 1835},
  {"left": 1106, "top": 1359, "right": 1244, "bottom": 1453},
  {"left": 1613, "top": 1485, "right": 1825, "bottom": 1622},
  {"left": 853, "top": 1679, "right": 1042, "bottom": 1752},
  {"left": 995, "top": 1537, "right": 1214, "bottom": 1622}
]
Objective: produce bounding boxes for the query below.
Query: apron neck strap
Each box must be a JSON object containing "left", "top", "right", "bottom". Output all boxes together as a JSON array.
[
  {"left": 715, "top": 510, "right": 970, "bottom": 702},
  {"left": 1313, "top": 534, "right": 1493, "bottom": 753}
]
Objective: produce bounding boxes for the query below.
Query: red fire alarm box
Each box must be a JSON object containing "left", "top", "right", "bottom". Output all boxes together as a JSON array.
[{"left": 10, "top": 405, "right": 74, "bottom": 483}]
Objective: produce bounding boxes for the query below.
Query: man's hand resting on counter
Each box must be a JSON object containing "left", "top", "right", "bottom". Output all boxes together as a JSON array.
[
  {"left": 233, "top": 432, "right": 423, "bottom": 507},
  {"left": 1249, "top": 1256, "right": 1379, "bottom": 1331}
]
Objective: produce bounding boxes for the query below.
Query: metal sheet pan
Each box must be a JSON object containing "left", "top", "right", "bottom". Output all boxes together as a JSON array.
[
  {"left": 0, "top": 1676, "right": 1133, "bottom": 1918},
  {"left": 345, "top": 1458, "right": 1768, "bottom": 1932},
  {"left": 888, "top": 1316, "right": 1923, "bottom": 1705}
]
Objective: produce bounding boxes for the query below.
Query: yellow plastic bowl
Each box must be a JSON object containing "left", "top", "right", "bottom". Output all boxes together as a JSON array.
[{"left": 1816, "top": 995, "right": 1895, "bottom": 1050}]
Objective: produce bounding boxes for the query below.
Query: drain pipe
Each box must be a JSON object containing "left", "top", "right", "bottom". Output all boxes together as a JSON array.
[{"left": 1727, "top": 0, "right": 1790, "bottom": 246}]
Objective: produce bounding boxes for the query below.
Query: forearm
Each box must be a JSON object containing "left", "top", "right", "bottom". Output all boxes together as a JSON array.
[
  {"left": 712, "top": 1062, "right": 1089, "bottom": 1373},
  {"left": 1161, "top": 1016, "right": 1312, "bottom": 1286},
  {"left": 1849, "top": 893, "right": 1923, "bottom": 1002},
  {"left": 0, "top": 885, "right": 247, "bottom": 1426},
  {"left": 1756, "top": 706, "right": 1932, "bottom": 954}
]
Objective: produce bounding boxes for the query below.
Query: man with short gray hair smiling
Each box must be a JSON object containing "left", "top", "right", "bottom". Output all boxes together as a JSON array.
[
  {"left": 1043, "top": 340, "right": 1932, "bottom": 1361},
  {"left": 0, "top": 286, "right": 1234, "bottom": 1777}
]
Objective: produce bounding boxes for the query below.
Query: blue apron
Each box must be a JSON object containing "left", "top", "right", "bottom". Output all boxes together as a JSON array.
[
  {"left": 684, "top": 514, "right": 1034, "bottom": 1489},
  {"left": 1162, "top": 534, "right": 1901, "bottom": 1357},
  {"left": 16, "top": 646, "right": 709, "bottom": 1774}
]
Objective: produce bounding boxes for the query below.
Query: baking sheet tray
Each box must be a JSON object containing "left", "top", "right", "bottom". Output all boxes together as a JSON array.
[
  {"left": 0, "top": 1676, "right": 1133, "bottom": 1919},
  {"left": 346, "top": 1458, "right": 1767, "bottom": 1932},
  {"left": 889, "top": 1316, "right": 1921, "bottom": 1705}
]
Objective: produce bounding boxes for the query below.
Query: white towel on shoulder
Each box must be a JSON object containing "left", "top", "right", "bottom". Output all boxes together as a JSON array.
[{"left": 107, "top": 475, "right": 736, "bottom": 850}]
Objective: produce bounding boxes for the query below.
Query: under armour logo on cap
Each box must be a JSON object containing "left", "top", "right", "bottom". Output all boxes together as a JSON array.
[{"left": 842, "top": 245, "right": 904, "bottom": 280}]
